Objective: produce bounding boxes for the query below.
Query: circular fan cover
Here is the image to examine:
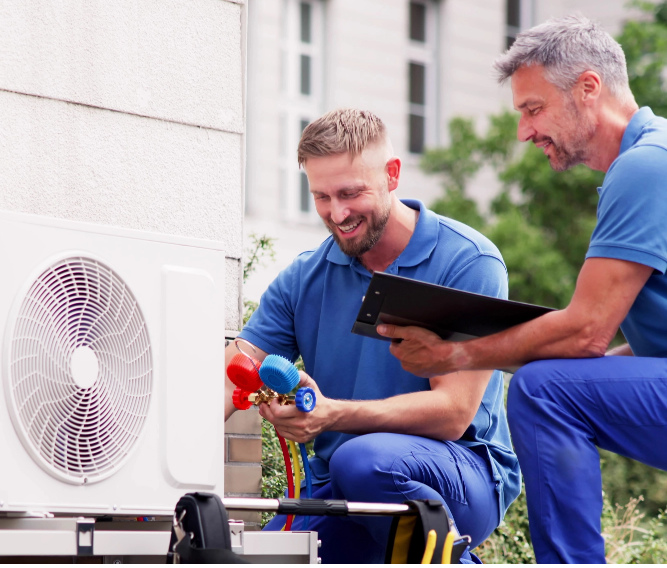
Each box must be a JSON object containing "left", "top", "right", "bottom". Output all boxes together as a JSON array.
[{"left": 5, "top": 256, "right": 153, "bottom": 484}]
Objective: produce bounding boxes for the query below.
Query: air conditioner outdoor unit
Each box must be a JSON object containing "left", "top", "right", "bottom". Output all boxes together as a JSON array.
[{"left": 0, "top": 210, "right": 226, "bottom": 517}]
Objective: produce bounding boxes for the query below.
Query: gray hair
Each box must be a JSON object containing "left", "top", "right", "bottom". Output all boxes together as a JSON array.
[
  {"left": 297, "top": 108, "right": 387, "bottom": 166},
  {"left": 493, "top": 14, "right": 634, "bottom": 103}
]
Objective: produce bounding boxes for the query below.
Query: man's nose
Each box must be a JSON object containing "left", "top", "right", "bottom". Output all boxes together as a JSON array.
[
  {"left": 330, "top": 200, "right": 350, "bottom": 225},
  {"left": 517, "top": 115, "right": 535, "bottom": 142}
]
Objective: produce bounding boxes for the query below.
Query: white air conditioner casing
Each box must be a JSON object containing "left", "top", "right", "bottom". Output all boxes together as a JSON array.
[{"left": 0, "top": 210, "right": 226, "bottom": 516}]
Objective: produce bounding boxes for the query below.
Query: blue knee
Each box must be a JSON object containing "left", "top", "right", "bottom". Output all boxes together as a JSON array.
[
  {"left": 507, "top": 360, "right": 562, "bottom": 426},
  {"left": 329, "top": 433, "right": 404, "bottom": 502},
  {"left": 507, "top": 363, "right": 534, "bottom": 430}
]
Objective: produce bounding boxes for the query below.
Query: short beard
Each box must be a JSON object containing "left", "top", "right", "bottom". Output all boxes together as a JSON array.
[
  {"left": 548, "top": 96, "right": 596, "bottom": 171},
  {"left": 328, "top": 205, "right": 391, "bottom": 258}
]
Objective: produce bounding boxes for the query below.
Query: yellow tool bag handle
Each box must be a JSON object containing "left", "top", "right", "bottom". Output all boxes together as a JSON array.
[{"left": 384, "top": 499, "right": 471, "bottom": 564}]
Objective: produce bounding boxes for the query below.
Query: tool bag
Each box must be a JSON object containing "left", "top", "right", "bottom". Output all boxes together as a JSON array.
[
  {"left": 168, "top": 494, "right": 471, "bottom": 564},
  {"left": 385, "top": 499, "right": 470, "bottom": 564},
  {"left": 166, "top": 492, "right": 249, "bottom": 564}
]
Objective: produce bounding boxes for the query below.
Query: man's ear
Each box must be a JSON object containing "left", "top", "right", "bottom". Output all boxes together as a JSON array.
[
  {"left": 386, "top": 157, "right": 401, "bottom": 191},
  {"left": 577, "top": 70, "right": 602, "bottom": 104}
]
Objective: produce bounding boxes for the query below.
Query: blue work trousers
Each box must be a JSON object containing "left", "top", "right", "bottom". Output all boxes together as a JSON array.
[
  {"left": 264, "top": 432, "right": 499, "bottom": 564},
  {"left": 507, "top": 356, "right": 667, "bottom": 564}
]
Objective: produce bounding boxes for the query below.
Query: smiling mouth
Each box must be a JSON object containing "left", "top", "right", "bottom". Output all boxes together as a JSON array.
[
  {"left": 535, "top": 138, "right": 552, "bottom": 154},
  {"left": 336, "top": 220, "right": 361, "bottom": 234}
]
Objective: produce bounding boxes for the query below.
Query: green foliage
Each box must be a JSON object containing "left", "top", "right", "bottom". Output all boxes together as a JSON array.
[
  {"left": 243, "top": 299, "right": 258, "bottom": 325},
  {"left": 421, "top": 117, "right": 483, "bottom": 192},
  {"left": 476, "top": 486, "right": 535, "bottom": 564},
  {"left": 485, "top": 207, "right": 576, "bottom": 307},
  {"left": 618, "top": 1, "right": 667, "bottom": 117},
  {"left": 498, "top": 145, "right": 603, "bottom": 271},
  {"left": 602, "top": 495, "right": 667, "bottom": 563},
  {"left": 479, "top": 477, "right": 667, "bottom": 564},
  {"left": 430, "top": 189, "right": 485, "bottom": 232},
  {"left": 600, "top": 449, "right": 667, "bottom": 521},
  {"left": 243, "top": 233, "right": 276, "bottom": 282},
  {"left": 242, "top": 233, "right": 276, "bottom": 325}
]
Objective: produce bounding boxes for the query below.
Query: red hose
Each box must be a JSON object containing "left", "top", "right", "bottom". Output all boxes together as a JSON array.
[{"left": 275, "top": 428, "right": 294, "bottom": 531}]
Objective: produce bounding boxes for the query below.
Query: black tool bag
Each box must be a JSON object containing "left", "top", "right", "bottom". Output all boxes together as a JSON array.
[
  {"left": 167, "top": 494, "right": 471, "bottom": 564},
  {"left": 166, "top": 492, "right": 249, "bottom": 564},
  {"left": 385, "top": 499, "right": 470, "bottom": 564}
]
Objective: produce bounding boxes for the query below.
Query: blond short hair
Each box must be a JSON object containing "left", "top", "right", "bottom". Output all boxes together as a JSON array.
[{"left": 297, "top": 109, "right": 387, "bottom": 166}]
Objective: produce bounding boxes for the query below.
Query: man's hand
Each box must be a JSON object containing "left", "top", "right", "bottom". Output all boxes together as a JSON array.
[
  {"left": 377, "top": 324, "right": 467, "bottom": 378},
  {"left": 259, "top": 372, "right": 335, "bottom": 443}
]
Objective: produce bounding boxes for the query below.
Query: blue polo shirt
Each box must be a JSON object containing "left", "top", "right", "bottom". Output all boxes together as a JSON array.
[
  {"left": 586, "top": 107, "right": 667, "bottom": 356},
  {"left": 240, "top": 199, "right": 520, "bottom": 515}
]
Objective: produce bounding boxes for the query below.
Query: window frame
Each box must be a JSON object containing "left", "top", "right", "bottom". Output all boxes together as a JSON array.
[
  {"left": 280, "top": 0, "right": 325, "bottom": 223},
  {"left": 407, "top": 0, "right": 438, "bottom": 155}
]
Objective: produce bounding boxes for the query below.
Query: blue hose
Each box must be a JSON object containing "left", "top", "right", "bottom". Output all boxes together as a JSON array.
[{"left": 299, "top": 442, "right": 313, "bottom": 530}]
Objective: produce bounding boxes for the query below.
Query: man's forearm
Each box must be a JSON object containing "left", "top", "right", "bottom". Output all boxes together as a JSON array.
[
  {"left": 454, "top": 308, "right": 612, "bottom": 373},
  {"left": 325, "top": 393, "right": 461, "bottom": 440},
  {"left": 325, "top": 371, "right": 490, "bottom": 441}
]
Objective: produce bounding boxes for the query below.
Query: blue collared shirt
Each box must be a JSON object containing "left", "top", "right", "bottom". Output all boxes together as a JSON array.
[
  {"left": 240, "top": 199, "right": 520, "bottom": 515},
  {"left": 587, "top": 107, "right": 667, "bottom": 356}
]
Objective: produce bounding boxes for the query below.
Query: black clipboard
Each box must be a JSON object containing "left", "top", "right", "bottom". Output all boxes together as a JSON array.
[{"left": 351, "top": 272, "right": 555, "bottom": 342}]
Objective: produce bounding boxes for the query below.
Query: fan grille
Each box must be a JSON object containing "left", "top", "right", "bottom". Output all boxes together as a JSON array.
[{"left": 6, "top": 257, "right": 153, "bottom": 484}]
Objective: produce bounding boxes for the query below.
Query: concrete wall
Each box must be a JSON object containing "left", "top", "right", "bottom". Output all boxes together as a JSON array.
[
  {"left": 0, "top": 0, "right": 259, "bottom": 513},
  {"left": 0, "top": 0, "right": 245, "bottom": 331}
]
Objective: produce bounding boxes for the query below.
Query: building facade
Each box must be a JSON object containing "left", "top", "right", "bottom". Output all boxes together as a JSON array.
[{"left": 243, "top": 0, "right": 640, "bottom": 302}]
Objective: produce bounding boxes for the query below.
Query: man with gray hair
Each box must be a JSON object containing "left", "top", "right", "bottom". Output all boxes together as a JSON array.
[
  {"left": 378, "top": 14, "right": 667, "bottom": 563},
  {"left": 225, "top": 108, "right": 520, "bottom": 562}
]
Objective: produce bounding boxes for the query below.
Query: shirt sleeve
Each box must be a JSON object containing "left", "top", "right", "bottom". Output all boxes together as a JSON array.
[
  {"left": 587, "top": 144, "right": 667, "bottom": 274},
  {"left": 445, "top": 253, "right": 509, "bottom": 301}
]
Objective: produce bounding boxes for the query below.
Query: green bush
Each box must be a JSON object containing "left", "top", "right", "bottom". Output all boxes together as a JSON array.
[{"left": 476, "top": 486, "right": 535, "bottom": 564}]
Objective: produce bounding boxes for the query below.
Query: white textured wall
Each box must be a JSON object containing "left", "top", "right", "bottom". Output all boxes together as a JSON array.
[{"left": 0, "top": 0, "right": 246, "bottom": 330}]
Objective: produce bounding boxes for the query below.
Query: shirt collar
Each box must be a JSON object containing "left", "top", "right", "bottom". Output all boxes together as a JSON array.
[
  {"left": 620, "top": 107, "right": 655, "bottom": 155},
  {"left": 325, "top": 199, "right": 438, "bottom": 269}
]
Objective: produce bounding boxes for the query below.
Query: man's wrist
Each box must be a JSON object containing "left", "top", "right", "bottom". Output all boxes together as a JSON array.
[{"left": 449, "top": 340, "right": 473, "bottom": 372}]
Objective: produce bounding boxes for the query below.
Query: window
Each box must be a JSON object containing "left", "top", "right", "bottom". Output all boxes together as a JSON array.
[
  {"left": 300, "top": 1, "right": 312, "bottom": 42},
  {"left": 280, "top": 0, "right": 324, "bottom": 221},
  {"left": 407, "top": 0, "right": 438, "bottom": 155},
  {"left": 408, "top": 62, "right": 426, "bottom": 153},
  {"left": 505, "top": 0, "right": 533, "bottom": 50},
  {"left": 409, "top": 2, "right": 427, "bottom": 42},
  {"left": 300, "top": 54, "right": 311, "bottom": 95}
]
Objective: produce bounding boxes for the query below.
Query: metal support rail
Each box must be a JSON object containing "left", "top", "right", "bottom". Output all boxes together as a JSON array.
[{"left": 224, "top": 497, "right": 430, "bottom": 517}]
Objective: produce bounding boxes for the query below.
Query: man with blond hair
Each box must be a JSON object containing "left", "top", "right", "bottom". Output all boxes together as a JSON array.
[
  {"left": 379, "top": 14, "right": 667, "bottom": 563},
  {"left": 225, "top": 109, "right": 520, "bottom": 563}
]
